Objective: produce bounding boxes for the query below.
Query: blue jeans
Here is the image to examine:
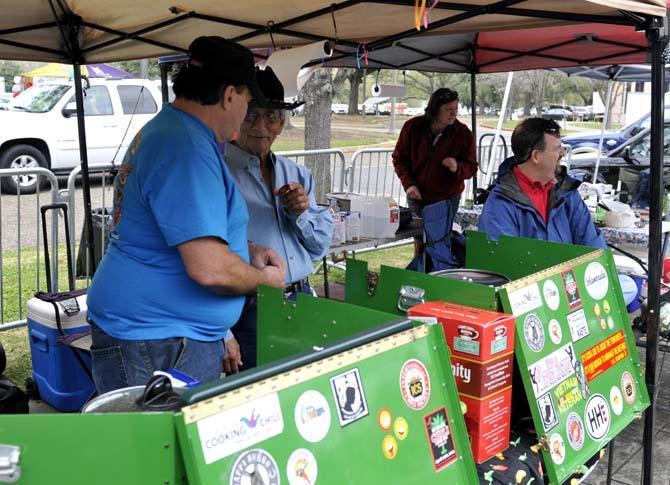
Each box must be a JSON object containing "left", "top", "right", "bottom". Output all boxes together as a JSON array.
[
  {"left": 234, "top": 279, "right": 314, "bottom": 370},
  {"left": 89, "top": 320, "right": 225, "bottom": 395}
]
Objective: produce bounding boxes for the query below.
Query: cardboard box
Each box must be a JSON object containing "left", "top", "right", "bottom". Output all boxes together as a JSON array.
[{"left": 409, "top": 301, "right": 516, "bottom": 463}]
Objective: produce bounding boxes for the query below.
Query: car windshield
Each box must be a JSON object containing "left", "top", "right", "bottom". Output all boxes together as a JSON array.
[{"left": 13, "top": 83, "right": 71, "bottom": 113}]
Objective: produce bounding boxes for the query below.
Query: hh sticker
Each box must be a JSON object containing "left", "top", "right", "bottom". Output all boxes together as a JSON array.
[
  {"left": 621, "top": 372, "right": 636, "bottom": 404},
  {"left": 382, "top": 434, "right": 398, "bottom": 460},
  {"left": 400, "top": 359, "right": 431, "bottom": 410},
  {"left": 394, "top": 417, "right": 409, "bottom": 440},
  {"left": 562, "top": 270, "right": 582, "bottom": 310},
  {"left": 524, "top": 314, "right": 545, "bottom": 352},
  {"left": 584, "top": 262, "right": 609, "bottom": 300},
  {"left": 548, "top": 319, "right": 562, "bottom": 345},
  {"left": 330, "top": 368, "right": 369, "bottom": 426},
  {"left": 549, "top": 433, "right": 566, "bottom": 465},
  {"left": 528, "top": 343, "right": 577, "bottom": 397},
  {"left": 294, "top": 390, "right": 331, "bottom": 443},
  {"left": 553, "top": 376, "right": 584, "bottom": 415},
  {"left": 610, "top": 386, "right": 624, "bottom": 416},
  {"left": 580, "top": 331, "right": 628, "bottom": 382},
  {"left": 537, "top": 392, "right": 558, "bottom": 432},
  {"left": 287, "top": 448, "right": 317, "bottom": 485},
  {"left": 424, "top": 407, "right": 458, "bottom": 472},
  {"left": 197, "top": 393, "right": 283, "bottom": 465},
  {"left": 566, "top": 412, "right": 585, "bottom": 450},
  {"left": 584, "top": 394, "right": 611, "bottom": 441},
  {"left": 567, "top": 309, "right": 589, "bottom": 342},
  {"left": 543, "top": 279, "right": 561, "bottom": 311},
  {"left": 230, "top": 449, "right": 280, "bottom": 485},
  {"left": 507, "top": 282, "right": 542, "bottom": 316}
]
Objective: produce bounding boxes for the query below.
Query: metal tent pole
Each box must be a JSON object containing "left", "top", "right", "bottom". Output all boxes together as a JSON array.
[
  {"left": 68, "top": 21, "right": 97, "bottom": 275},
  {"left": 159, "top": 63, "right": 170, "bottom": 104},
  {"left": 593, "top": 79, "right": 613, "bottom": 184},
  {"left": 470, "top": 70, "right": 478, "bottom": 201},
  {"left": 642, "top": 18, "right": 666, "bottom": 485}
]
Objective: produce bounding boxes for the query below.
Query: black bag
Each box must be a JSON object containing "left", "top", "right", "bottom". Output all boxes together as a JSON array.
[{"left": 0, "top": 376, "right": 29, "bottom": 414}]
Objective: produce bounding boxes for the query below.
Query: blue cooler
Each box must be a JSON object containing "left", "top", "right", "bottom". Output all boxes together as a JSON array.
[{"left": 27, "top": 293, "right": 94, "bottom": 411}]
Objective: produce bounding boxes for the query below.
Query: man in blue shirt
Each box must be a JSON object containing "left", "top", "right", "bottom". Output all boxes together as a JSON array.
[
  {"left": 87, "top": 37, "right": 286, "bottom": 394},
  {"left": 222, "top": 67, "right": 333, "bottom": 368}
]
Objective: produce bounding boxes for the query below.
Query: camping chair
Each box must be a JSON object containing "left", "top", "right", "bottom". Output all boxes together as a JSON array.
[{"left": 406, "top": 199, "right": 465, "bottom": 273}]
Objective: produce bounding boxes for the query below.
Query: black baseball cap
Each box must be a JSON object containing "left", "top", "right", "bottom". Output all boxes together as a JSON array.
[
  {"left": 251, "top": 67, "right": 304, "bottom": 111},
  {"left": 188, "top": 36, "right": 266, "bottom": 103}
]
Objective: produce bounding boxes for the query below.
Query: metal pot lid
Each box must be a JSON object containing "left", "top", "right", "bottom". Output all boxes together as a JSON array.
[{"left": 430, "top": 268, "right": 510, "bottom": 287}]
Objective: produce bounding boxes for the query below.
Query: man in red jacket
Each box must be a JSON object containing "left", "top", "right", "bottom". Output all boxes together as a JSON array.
[{"left": 392, "top": 88, "right": 477, "bottom": 256}]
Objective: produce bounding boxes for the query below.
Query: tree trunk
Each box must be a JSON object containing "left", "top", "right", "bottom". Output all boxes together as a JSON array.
[
  {"left": 348, "top": 70, "right": 363, "bottom": 115},
  {"left": 303, "top": 68, "right": 333, "bottom": 203}
]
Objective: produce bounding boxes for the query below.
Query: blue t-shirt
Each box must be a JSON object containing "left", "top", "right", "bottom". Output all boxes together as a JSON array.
[{"left": 87, "top": 104, "right": 250, "bottom": 341}]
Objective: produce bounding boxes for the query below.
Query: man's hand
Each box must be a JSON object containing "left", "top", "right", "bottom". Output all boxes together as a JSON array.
[
  {"left": 442, "top": 157, "right": 458, "bottom": 173},
  {"left": 406, "top": 185, "right": 422, "bottom": 200},
  {"left": 275, "top": 182, "right": 310, "bottom": 216},
  {"left": 250, "top": 244, "right": 287, "bottom": 273},
  {"left": 223, "top": 336, "right": 243, "bottom": 374},
  {"left": 261, "top": 265, "right": 286, "bottom": 288}
]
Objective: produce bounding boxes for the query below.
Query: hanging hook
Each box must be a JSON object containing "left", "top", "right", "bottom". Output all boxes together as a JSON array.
[{"left": 266, "top": 20, "right": 277, "bottom": 51}]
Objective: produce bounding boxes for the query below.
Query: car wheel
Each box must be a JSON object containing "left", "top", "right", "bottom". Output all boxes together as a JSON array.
[{"left": 0, "top": 144, "right": 48, "bottom": 194}]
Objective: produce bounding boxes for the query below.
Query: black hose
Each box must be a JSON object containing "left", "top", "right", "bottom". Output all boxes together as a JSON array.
[{"left": 607, "top": 242, "right": 649, "bottom": 274}]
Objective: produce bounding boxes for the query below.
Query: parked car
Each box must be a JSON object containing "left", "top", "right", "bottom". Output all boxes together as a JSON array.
[
  {"left": 542, "top": 108, "right": 573, "bottom": 121},
  {"left": 0, "top": 78, "right": 164, "bottom": 193},
  {"left": 567, "top": 122, "right": 670, "bottom": 204},
  {"left": 0, "top": 93, "right": 13, "bottom": 110},
  {"left": 572, "top": 106, "right": 594, "bottom": 122},
  {"left": 562, "top": 107, "right": 670, "bottom": 154}
]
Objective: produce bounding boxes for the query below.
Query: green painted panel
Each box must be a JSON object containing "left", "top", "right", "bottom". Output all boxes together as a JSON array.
[
  {"left": 257, "top": 286, "right": 399, "bottom": 365},
  {"left": 345, "top": 259, "right": 499, "bottom": 313},
  {"left": 466, "top": 231, "right": 593, "bottom": 281},
  {"left": 0, "top": 413, "right": 184, "bottom": 484},
  {"left": 499, "top": 250, "right": 649, "bottom": 484},
  {"left": 176, "top": 323, "right": 478, "bottom": 485}
]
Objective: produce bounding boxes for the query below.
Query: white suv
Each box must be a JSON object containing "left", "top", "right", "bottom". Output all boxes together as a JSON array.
[{"left": 0, "top": 78, "right": 165, "bottom": 193}]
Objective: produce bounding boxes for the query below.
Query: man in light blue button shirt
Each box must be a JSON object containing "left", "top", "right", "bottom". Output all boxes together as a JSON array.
[{"left": 221, "top": 67, "right": 333, "bottom": 369}]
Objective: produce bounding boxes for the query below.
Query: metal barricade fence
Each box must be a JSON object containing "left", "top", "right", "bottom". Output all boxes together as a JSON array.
[
  {"left": 347, "top": 148, "right": 406, "bottom": 205},
  {"left": 275, "top": 149, "right": 347, "bottom": 203},
  {"left": 0, "top": 168, "right": 61, "bottom": 329},
  {"left": 65, "top": 164, "right": 116, "bottom": 284}
]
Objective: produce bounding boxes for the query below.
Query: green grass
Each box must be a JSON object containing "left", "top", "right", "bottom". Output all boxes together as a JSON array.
[
  {"left": 273, "top": 136, "right": 395, "bottom": 152},
  {"left": 0, "top": 242, "right": 414, "bottom": 390}
]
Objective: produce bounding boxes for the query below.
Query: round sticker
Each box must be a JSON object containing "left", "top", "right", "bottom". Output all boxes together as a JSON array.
[
  {"left": 584, "top": 262, "right": 609, "bottom": 300},
  {"left": 621, "top": 371, "right": 636, "bottom": 404},
  {"left": 287, "top": 448, "right": 317, "bottom": 485},
  {"left": 294, "top": 390, "right": 331, "bottom": 443},
  {"left": 399, "top": 359, "right": 431, "bottom": 410},
  {"left": 378, "top": 408, "right": 392, "bottom": 431},
  {"left": 584, "top": 394, "right": 611, "bottom": 441},
  {"left": 610, "top": 386, "right": 624, "bottom": 416},
  {"left": 382, "top": 434, "right": 398, "bottom": 459},
  {"left": 603, "top": 300, "right": 611, "bottom": 314},
  {"left": 230, "top": 449, "right": 280, "bottom": 485},
  {"left": 594, "top": 303, "right": 601, "bottom": 317},
  {"left": 607, "top": 316, "right": 614, "bottom": 330},
  {"left": 548, "top": 319, "right": 562, "bottom": 345},
  {"left": 523, "top": 314, "right": 545, "bottom": 352},
  {"left": 394, "top": 417, "right": 409, "bottom": 440},
  {"left": 600, "top": 318, "right": 607, "bottom": 330},
  {"left": 566, "top": 413, "right": 585, "bottom": 450},
  {"left": 549, "top": 433, "right": 566, "bottom": 465},
  {"left": 543, "top": 280, "right": 561, "bottom": 311}
]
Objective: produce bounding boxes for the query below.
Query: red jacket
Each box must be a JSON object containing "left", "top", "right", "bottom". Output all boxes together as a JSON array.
[{"left": 392, "top": 116, "right": 477, "bottom": 204}]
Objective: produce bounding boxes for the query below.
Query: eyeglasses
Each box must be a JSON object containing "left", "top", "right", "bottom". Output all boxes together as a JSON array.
[{"left": 244, "top": 109, "right": 283, "bottom": 125}]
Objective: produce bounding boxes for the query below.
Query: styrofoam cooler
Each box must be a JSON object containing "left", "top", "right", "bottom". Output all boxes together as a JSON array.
[{"left": 27, "top": 293, "right": 94, "bottom": 411}]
